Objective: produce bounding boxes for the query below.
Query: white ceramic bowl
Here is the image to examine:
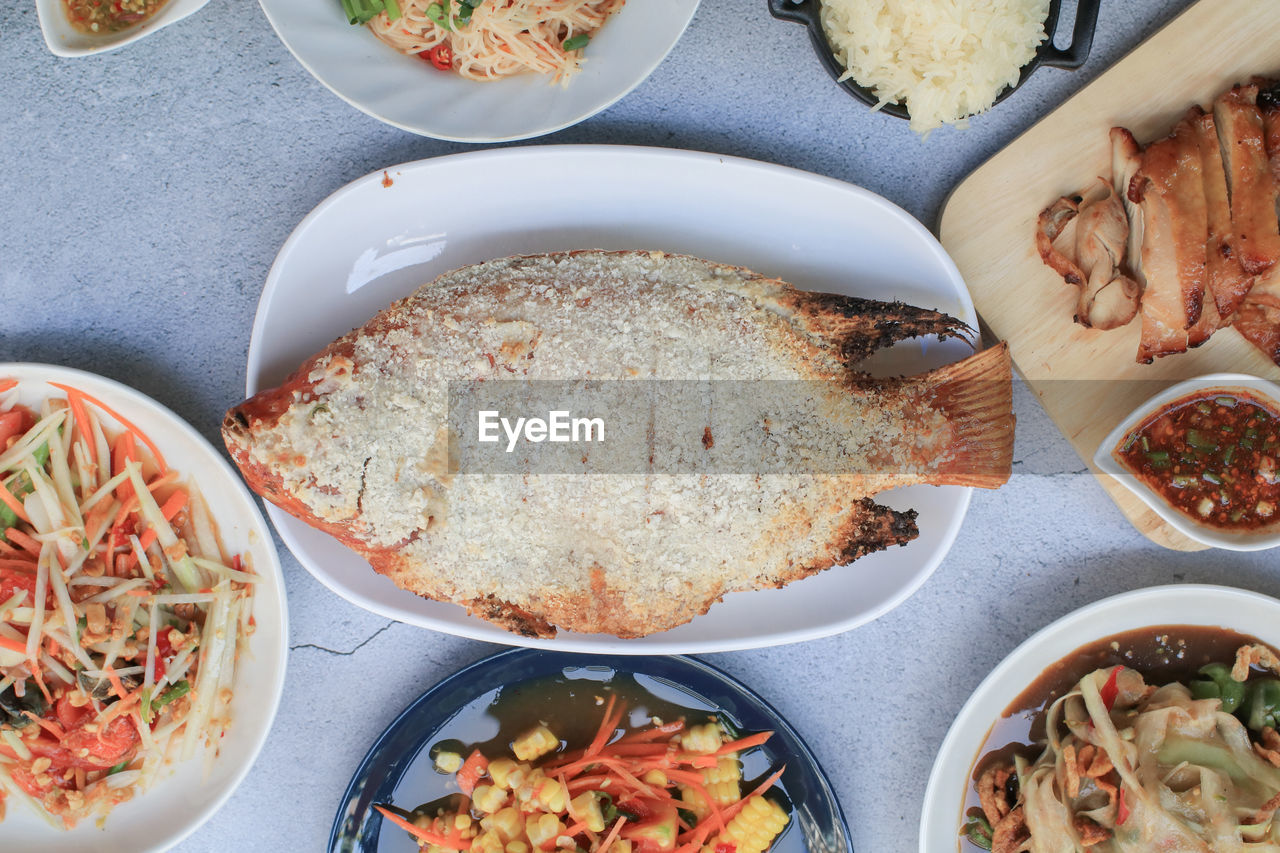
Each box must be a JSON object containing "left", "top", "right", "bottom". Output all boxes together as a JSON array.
[
  {"left": 35, "top": 0, "right": 210, "bottom": 57},
  {"left": 0, "top": 364, "right": 288, "bottom": 852},
  {"left": 1092, "top": 373, "right": 1280, "bottom": 551},
  {"left": 920, "top": 584, "right": 1280, "bottom": 852},
  {"left": 255, "top": 0, "right": 699, "bottom": 141}
]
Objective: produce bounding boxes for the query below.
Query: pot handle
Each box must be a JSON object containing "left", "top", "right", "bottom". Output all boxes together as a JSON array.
[
  {"left": 1038, "top": 0, "right": 1101, "bottom": 69},
  {"left": 766, "top": 0, "right": 815, "bottom": 26}
]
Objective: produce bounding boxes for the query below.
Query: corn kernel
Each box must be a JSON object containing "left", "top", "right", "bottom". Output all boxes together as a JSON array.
[
  {"left": 525, "top": 813, "right": 562, "bottom": 849},
  {"left": 512, "top": 725, "right": 559, "bottom": 762},
  {"left": 481, "top": 807, "right": 523, "bottom": 843},
  {"left": 536, "top": 778, "right": 568, "bottom": 814},
  {"left": 681, "top": 785, "right": 710, "bottom": 820},
  {"left": 472, "top": 784, "right": 507, "bottom": 815},
  {"left": 435, "top": 750, "right": 464, "bottom": 774},
  {"left": 641, "top": 769, "right": 668, "bottom": 786},
  {"left": 682, "top": 722, "right": 722, "bottom": 754},
  {"left": 489, "top": 757, "right": 519, "bottom": 789},
  {"left": 472, "top": 830, "right": 504, "bottom": 853},
  {"left": 570, "top": 792, "right": 606, "bottom": 833},
  {"left": 706, "top": 795, "right": 788, "bottom": 853}
]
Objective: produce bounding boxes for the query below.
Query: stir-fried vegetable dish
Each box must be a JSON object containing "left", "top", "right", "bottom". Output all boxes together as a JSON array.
[
  {"left": 0, "top": 378, "right": 255, "bottom": 828},
  {"left": 963, "top": 640, "right": 1280, "bottom": 851},
  {"left": 377, "top": 692, "right": 790, "bottom": 853}
]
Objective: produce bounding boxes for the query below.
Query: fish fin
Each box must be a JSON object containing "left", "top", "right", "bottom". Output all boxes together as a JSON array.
[
  {"left": 831, "top": 499, "right": 919, "bottom": 564},
  {"left": 781, "top": 291, "right": 976, "bottom": 366},
  {"left": 922, "top": 343, "right": 1015, "bottom": 489}
]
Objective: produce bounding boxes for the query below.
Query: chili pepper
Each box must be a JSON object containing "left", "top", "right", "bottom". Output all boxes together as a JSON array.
[
  {"left": 963, "top": 814, "right": 993, "bottom": 850},
  {"left": 1117, "top": 788, "right": 1130, "bottom": 826},
  {"left": 1244, "top": 678, "right": 1280, "bottom": 732},
  {"left": 1100, "top": 666, "right": 1121, "bottom": 711},
  {"left": 421, "top": 43, "right": 452, "bottom": 70},
  {"left": 1190, "top": 663, "right": 1246, "bottom": 713}
]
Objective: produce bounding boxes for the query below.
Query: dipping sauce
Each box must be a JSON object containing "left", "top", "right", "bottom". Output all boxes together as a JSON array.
[
  {"left": 63, "top": 0, "right": 169, "bottom": 33},
  {"left": 1115, "top": 388, "right": 1280, "bottom": 530}
]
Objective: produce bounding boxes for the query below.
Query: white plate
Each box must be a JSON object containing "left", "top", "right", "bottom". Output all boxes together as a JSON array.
[
  {"left": 245, "top": 145, "right": 979, "bottom": 654},
  {"left": 0, "top": 364, "right": 288, "bottom": 852},
  {"left": 35, "top": 0, "right": 210, "bottom": 57},
  {"left": 255, "top": 0, "right": 699, "bottom": 142},
  {"left": 919, "top": 584, "right": 1280, "bottom": 852},
  {"left": 1093, "top": 373, "right": 1280, "bottom": 551}
]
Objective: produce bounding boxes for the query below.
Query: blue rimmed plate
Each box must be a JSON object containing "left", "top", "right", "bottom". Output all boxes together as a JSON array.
[{"left": 329, "top": 649, "right": 851, "bottom": 852}]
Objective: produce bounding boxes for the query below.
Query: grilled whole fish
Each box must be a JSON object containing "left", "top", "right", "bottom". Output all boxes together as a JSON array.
[{"left": 223, "top": 251, "right": 1014, "bottom": 638}]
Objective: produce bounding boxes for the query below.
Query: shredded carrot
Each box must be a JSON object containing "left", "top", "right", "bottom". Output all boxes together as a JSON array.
[
  {"left": 374, "top": 806, "right": 470, "bottom": 849},
  {"left": 98, "top": 685, "right": 145, "bottom": 724},
  {"left": 103, "top": 664, "right": 129, "bottom": 701},
  {"left": 713, "top": 731, "right": 772, "bottom": 756},
  {"left": 50, "top": 383, "right": 167, "bottom": 473},
  {"left": 30, "top": 666, "right": 53, "bottom": 705},
  {"left": 597, "top": 816, "right": 627, "bottom": 853},
  {"left": 0, "top": 558, "right": 37, "bottom": 571},
  {"left": 0, "top": 486, "right": 30, "bottom": 525},
  {"left": 4, "top": 528, "right": 40, "bottom": 556},
  {"left": 586, "top": 694, "right": 623, "bottom": 757},
  {"left": 59, "top": 390, "right": 98, "bottom": 466},
  {"left": 23, "top": 712, "right": 65, "bottom": 741},
  {"left": 124, "top": 490, "right": 187, "bottom": 569},
  {"left": 0, "top": 634, "right": 28, "bottom": 656},
  {"left": 112, "top": 432, "right": 140, "bottom": 501}
]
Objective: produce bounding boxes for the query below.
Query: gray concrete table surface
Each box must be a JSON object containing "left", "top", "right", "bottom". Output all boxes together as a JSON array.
[{"left": 3, "top": 0, "right": 1276, "bottom": 850}]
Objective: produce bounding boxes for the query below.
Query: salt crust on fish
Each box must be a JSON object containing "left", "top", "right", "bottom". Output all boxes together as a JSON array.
[{"left": 223, "top": 251, "right": 1013, "bottom": 638}]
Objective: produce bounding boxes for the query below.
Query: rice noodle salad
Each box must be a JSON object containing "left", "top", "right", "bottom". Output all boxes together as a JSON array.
[
  {"left": 965, "top": 643, "right": 1280, "bottom": 851},
  {"left": 0, "top": 378, "right": 255, "bottom": 828}
]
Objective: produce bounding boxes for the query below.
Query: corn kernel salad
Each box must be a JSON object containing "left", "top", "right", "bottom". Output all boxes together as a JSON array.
[
  {"left": 0, "top": 378, "right": 256, "bottom": 828},
  {"left": 376, "top": 694, "right": 790, "bottom": 853}
]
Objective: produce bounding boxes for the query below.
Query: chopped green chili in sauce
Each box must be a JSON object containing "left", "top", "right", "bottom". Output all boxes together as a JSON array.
[
  {"left": 1117, "top": 389, "right": 1280, "bottom": 530},
  {"left": 63, "top": 0, "right": 169, "bottom": 34}
]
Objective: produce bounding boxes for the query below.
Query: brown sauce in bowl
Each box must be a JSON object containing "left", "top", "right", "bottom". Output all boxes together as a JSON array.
[
  {"left": 960, "top": 624, "right": 1274, "bottom": 851},
  {"left": 63, "top": 0, "right": 169, "bottom": 34}
]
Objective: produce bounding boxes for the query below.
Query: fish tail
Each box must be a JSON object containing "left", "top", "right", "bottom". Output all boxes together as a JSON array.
[{"left": 923, "top": 342, "right": 1015, "bottom": 489}]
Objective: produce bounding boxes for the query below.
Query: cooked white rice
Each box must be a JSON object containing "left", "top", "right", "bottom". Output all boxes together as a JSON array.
[{"left": 820, "top": 0, "right": 1050, "bottom": 135}]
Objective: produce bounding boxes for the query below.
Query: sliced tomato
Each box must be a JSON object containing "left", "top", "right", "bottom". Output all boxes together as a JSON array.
[
  {"left": 63, "top": 714, "right": 139, "bottom": 770},
  {"left": 0, "top": 566, "right": 37, "bottom": 603},
  {"left": 55, "top": 694, "right": 94, "bottom": 730},
  {"left": 621, "top": 802, "right": 677, "bottom": 852},
  {"left": 0, "top": 409, "right": 33, "bottom": 449},
  {"left": 9, "top": 763, "right": 71, "bottom": 797}
]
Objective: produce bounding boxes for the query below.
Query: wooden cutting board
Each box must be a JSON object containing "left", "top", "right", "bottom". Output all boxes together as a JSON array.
[{"left": 940, "top": 0, "right": 1280, "bottom": 551}]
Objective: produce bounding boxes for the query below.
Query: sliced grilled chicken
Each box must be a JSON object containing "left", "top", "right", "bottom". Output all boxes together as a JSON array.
[
  {"left": 1110, "top": 127, "right": 1146, "bottom": 289},
  {"left": 1131, "top": 113, "right": 1210, "bottom": 362},
  {"left": 1192, "top": 107, "right": 1254, "bottom": 320},
  {"left": 1214, "top": 84, "right": 1280, "bottom": 275},
  {"left": 1073, "top": 178, "right": 1140, "bottom": 330}
]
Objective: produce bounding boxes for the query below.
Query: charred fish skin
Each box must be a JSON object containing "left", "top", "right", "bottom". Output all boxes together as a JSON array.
[{"left": 223, "top": 251, "right": 1013, "bottom": 638}]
